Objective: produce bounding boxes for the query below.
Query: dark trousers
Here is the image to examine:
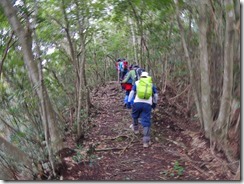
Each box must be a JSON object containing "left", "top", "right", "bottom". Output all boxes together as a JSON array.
[{"left": 132, "top": 102, "right": 152, "bottom": 143}]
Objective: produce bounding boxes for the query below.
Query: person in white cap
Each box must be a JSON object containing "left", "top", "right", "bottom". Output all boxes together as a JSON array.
[{"left": 127, "top": 71, "right": 158, "bottom": 148}]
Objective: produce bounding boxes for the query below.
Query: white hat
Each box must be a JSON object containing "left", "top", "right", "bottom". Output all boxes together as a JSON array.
[{"left": 141, "top": 72, "right": 149, "bottom": 77}]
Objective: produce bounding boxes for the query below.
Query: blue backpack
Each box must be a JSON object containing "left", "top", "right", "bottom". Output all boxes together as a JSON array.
[
  {"left": 119, "top": 60, "right": 128, "bottom": 72},
  {"left": 118, "top": 61, "right": 123, "bottom": 71}
]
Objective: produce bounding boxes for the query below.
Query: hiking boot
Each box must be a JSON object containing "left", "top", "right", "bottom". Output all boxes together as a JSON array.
[
  {"left": 134, "top": 129, "right": 139, "bottom": 134},
  {"left": 129, "top": 124, "right": 139, "bottom": 134},
  {"left": 143, "top": 142, "right": 149, "bottom": 148},
  {"left": 143, "top": 141, "right": 151, "bottom": 148}
]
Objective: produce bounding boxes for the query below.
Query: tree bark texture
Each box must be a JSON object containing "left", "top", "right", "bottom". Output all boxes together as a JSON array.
[
  {"left": 129, "top": 18, "right": 138, "bottom": 64},
  {"left": 198, "top": 2, "right": 212, "bottom": 138},
  {"left": 213, "top": 0, "right": 238, "bottom": 166},
  {"left": 215, "top": 0, "right": 235, "bottom": 138}
]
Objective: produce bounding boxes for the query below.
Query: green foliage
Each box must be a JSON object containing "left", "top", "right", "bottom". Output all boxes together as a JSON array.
[
  {"left": 10, "top": 131, "right": 26, "bottom": 144},
  {"left": 173, "top": 161, "right": 184, "bottom": 176},
  {"left": 1, "top": 0, "right": 238, "bottom": 177},
  {"left": 72, "top": 152, "right": 84, "bottom": 163},
  {"left": 160, "top": 160, "right": 184, "bottom": 178},
  {"left": 0, "top": 5, "right": 10, "bottom": 28}
]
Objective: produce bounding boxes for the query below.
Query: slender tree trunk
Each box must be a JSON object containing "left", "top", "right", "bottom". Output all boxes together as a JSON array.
[
  {"left": 0, "top": 0, "right": 63, "bottom": 154},
  {"left": 61, "top": 0, "right": 82, "bottom": 135},
  {"left": 33, "top": 22, "right": 56, "bottom": 177},
  {"left": 161, "top": 18, "right": 173, "bottom": 93},
  {"left": 129, "top": 18, "right": 138, "bottom": 64},
  {"left": 215, "top": 0, "right": 235, "bottom": 144},
  {"left": 198, "top": 2, "right": 212, "bottom": 138},
  {"left": 75, "top": 0, "right": 91, "bottom": 138},
  {"left": 162, "top": 54, "right": 168, "bottom": 94},
  {"left": 76, "top": 63, "right": 82, "bottom": 138},
  {"left": 175, "top": 0, "right": 203, "bottom": 128},
  {"left": 128, "top": 2, "right": 140, "bottom": 65}
]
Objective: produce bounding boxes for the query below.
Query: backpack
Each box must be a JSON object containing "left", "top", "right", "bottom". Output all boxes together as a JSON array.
[
  {"left": 119, "top": 60, "right": 128, "bottom": 72},
  {"left": 123, "top": 60, "right": 128, "bottom": 70},
  {"left": 134, "top": 68, "right": 145, "bottom": 81},
  {"left": 137, "top": 76, "right": 153, "bottom": 100}
]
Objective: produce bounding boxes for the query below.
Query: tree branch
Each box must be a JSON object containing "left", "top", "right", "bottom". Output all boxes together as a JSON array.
[{"left": 0, "top": 31, "right": 14, "bottom": 79}]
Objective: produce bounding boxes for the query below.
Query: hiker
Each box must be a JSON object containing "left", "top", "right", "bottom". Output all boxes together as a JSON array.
[
  {"left": 121, "top": 65, "right": 145, "bottom": 105},
  {"left": 116, "top": 58, "right": 128, "bottom": 81},
  {"left": 126, "top": 71, "right": 158, "bottom": 148},
  {"left": 121, "top": 65, "right": 144, "bottom": 85},
  {"left": 120, "top": 64, "right": 134, "bottom": 106}
]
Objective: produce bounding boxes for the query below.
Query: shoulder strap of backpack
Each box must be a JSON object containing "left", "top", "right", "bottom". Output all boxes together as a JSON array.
[
  {"left": 134, "top": 68, "right": 139, "bottom": 80},
  {"left": 136, "top": 68, "right": 143, "bottom": 79}
]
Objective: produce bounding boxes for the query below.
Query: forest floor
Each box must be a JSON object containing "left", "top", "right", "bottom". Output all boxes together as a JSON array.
[{"left": 57, "top": 81, "right": 235, "bottom": 181}]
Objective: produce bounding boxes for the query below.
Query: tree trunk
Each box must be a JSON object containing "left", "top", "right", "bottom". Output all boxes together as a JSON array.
[
  {"left": 33, "top": 20, "right": 56, "bottom": 176},
  {"left": 215, "top": 0, "right": 235, "bottom": 142},
  {"left": 161, "top": 18, "right": 173, "bottom": 93},
  {"left": 128, "top": 2, "right": 140, "bottom": 65},
  {"left": 0, "top": 0, "right": 64, "bottom": 154},
  {"left": 175, "top": 0, "right": 203, "bottom": 129},
  {"left": 129, "top": 18, "right": 138, "bottom": 64},
  {"left": 60, "top": 0, "right": 80, "bottom": 133},
  {"left": 198, "top": 2, "right": 212, "bottom": 138},
  {"left": 161, "top": 54, "right": 168, "bottom": 94},
  {"left": 76, "top": 63, "right": 83, "bottom": 138},
  {"left": 74, "top": 0, "right": 91, "bottom": 138}
]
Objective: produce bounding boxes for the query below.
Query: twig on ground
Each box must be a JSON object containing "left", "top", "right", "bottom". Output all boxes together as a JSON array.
[
  {"left": 104, "top": 134, "right": 130, "bottom": 141},
  {"left": 189, "top": 162, "right": 211, "bottom": 178},
  {"left": 159, "top": 176, "right": 167, "bottom": 180},
  {"left": 95, "top": 148, "right": 124, "bottom": 152},
  {"left": 119, "top": 134, "right": 136, "bottom": 156}
]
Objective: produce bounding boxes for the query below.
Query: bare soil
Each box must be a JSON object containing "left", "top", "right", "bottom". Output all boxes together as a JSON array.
[{"left": 58, "top": 81, "right": 236, "bottom": 181}]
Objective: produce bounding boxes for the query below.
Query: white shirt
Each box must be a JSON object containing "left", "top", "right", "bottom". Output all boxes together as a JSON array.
[{"left": 128, "top": 81, "right": 156, "bottom": 105}]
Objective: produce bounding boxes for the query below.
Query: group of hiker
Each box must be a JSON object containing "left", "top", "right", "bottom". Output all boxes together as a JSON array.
[{"left": 115, "top": 58, "right": 158, "bottom": 148}]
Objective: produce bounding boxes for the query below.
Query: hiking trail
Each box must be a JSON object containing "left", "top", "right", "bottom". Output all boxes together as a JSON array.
[{"left": 58, "top": 81, "right": 234, "bottom": 180}]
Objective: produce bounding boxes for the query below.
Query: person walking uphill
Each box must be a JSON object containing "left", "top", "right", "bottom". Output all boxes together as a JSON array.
[
  {"left": 121, "top": 65, "right": 144, "bottom": 86},
  {"left": 127, "top": 72, "right": 158, "bottom": 148},
  {"left": 121, "top": 64, "right": 134, "bottom": 107},
  {"left": 121, "top": 65, "right": 145, "bottom": 105}
]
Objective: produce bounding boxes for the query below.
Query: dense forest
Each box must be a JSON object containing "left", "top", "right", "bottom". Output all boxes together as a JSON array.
[{"left": 0, "top": 0, "right": 240, "bottom": 181}]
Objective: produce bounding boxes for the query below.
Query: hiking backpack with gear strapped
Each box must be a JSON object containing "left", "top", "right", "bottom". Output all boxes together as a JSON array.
[{"left": 137, "top": 76, "right": 153, "bottom": 99}]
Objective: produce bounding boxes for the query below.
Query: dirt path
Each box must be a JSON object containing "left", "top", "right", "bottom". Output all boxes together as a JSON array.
[{"left": 60, "top": 81, "right": 235, "bottom": 181}]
